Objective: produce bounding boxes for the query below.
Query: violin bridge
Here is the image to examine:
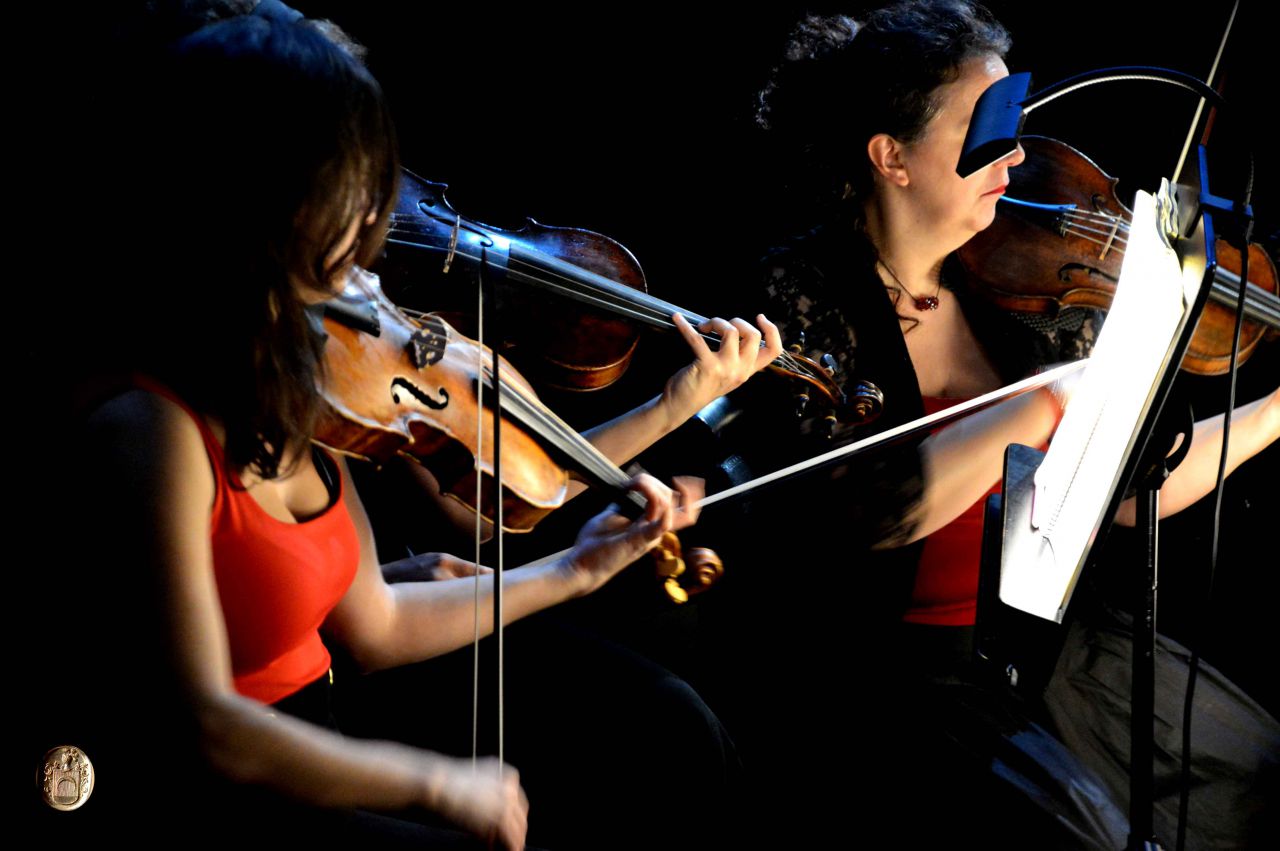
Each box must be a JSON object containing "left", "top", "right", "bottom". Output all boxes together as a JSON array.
[
  {"left": 442, "top": 214, "right": 460, "bottom": 273},
  {"left": 1099, "top": 215, "right": 1120, "bottom": 261}
]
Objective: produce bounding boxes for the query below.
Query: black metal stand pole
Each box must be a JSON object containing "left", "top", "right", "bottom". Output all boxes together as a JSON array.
[{"left": 1128, "top": 479, "right": 1164, "bottom": 851}]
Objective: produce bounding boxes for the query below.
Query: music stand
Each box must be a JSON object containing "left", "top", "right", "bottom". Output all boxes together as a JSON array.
[{"left": 976, "top": 153, "right": 1234, "bottom": 850}]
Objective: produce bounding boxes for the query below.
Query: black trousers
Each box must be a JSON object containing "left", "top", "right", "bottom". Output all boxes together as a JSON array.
[{"left": 331, "top": 615, "right": 745, "bottom": 851}]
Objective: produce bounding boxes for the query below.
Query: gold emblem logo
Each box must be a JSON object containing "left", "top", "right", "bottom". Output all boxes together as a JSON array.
[{"left": 40, "top": 745, "right": 94, "bottom": 811}]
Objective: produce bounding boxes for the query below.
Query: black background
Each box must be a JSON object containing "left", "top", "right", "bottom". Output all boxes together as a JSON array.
[
  {"left": 18, "top": 1, "right": 1279, "bottom": 719},
  {"left": 286, "top": 0, "right": 1280, "bottom": 713}
]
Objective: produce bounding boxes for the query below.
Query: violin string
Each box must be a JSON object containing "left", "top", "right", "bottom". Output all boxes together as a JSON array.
[
  {"left": 388, "top": 219, "right": 793, "bottom": 361},
  {"left": 389, "top": 222, "right": 698, "bottom": 331},
  {"left": 1058, "top": 227, "right": 1130, "bottom": 251},
  {"left": 387, "top": 220, "right": 742, "bottom": 345},
  {"left": 1056, "top": 211, "right": 1130, "bottom": 234},
  {"left": 388, "top": 224, "right": 823, "bottom": 380},
  {"left": 1059, "top": 214, "right": 1132, "bottom": 243},
  {"left": 1007, "top": 201, "right": 1132, "bottom": 235},
  {"left": 470, "top": 259, "right": 485, "bottom": 771},
  {"left": 503, "top": 248, "right": 815, "bottom": 373},
  {"left": 386, "top": 223, "right": 814, "bottom": 376},
  {"left": 387, "top": 221, "right": 691, "bottom": 327},
  {"left": 1056, "top": 207, "right": 1128, "bottom": 227},
  {"left": 1054, "top": 226, "right": 1130, "bottom": 254},
  {"left": 481, "top": 364, "right": 630, "bottom": 487},
  {"left": 397, "top": 298, "right": 812, "bottom": 380},
  {"left": 1049, "top": 227, "right": 1131, "bottom": 253},
  {"left": 1034, "top": 222, "right": 1128, "bottom": 248},
  {"left": 1051, "top": 211, "right": 1131, "bottom": 240},
  {"left": 1026, "top": 225, "right": 1280, "bottom": 327}
]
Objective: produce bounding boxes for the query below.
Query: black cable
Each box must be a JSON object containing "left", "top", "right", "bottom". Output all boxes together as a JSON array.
[{"left": 1174, "top": 162, "right": 1254, "bottom": 851}]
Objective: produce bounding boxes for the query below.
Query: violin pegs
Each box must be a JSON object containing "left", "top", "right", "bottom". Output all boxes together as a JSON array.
[
  {"left": 793, "top": 391, "right": 811, "bottom": 418},
  {"left": 685, "top": 548, "right": 725, "bottom": 594},
  {"left": 820, "top": 353, "right": 838, "bottom": 376},
  {"left": 653, "top": 531, "right": 691, "bottom": 605},
  {"left": 847, "top": 380, "right": 885, "bottom": 425},
  {"left": 663, "top": 578, "right": 691, "bottom": 605},
  {"left": 659, "top": 544, "right": 724, "bottom": 604}
]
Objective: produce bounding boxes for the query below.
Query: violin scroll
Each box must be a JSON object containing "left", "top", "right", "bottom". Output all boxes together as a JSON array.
[{"left": 653, "top": 532, "right": 726, "bottom": 604}]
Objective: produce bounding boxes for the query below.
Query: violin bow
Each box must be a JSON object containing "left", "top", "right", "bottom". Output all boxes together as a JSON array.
[
  {"left": 1171, "top": 0, "right": 1236, "bottom": 185},
  {"left": 516, "top": 360, "right": 1090, "bottom": 568}
]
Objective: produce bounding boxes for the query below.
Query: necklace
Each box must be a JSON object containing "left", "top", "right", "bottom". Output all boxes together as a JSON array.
[{"left": 879, "top": 259, "right": 941, "bottom": 311}]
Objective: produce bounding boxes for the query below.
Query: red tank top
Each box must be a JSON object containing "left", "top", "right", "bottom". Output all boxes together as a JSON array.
[
  {"left": 138, "top": 379, "right": 360, "bottom": 703},
  {"left": 903, "top": 396, "right": 1001, "bottom": 627},
  {"left": 904, "top": 394, "right": 1055, "bottom": 626}
]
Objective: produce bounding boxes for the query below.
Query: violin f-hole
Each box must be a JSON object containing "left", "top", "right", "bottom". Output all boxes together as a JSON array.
[{"left": 390, "top": 377, "right": 449, "bottom": 410}]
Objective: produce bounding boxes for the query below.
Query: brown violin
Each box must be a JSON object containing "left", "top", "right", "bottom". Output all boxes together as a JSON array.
[
  {"left": 316, "top": 267, "right": 646, "bottom": 532},
  {"left": 315, "top": 269, "right": 722, "bottom": 601},
  {"left": 957, "top": 136, "right": 1279, "bottom": 376},
  {"left": 381, "top": 171, "right": 882, "bottom": 424}
]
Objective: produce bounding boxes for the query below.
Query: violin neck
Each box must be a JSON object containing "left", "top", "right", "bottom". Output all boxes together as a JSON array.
[
  {"left": 481, "top": 366, "right": 646, "bottom": 515},
  {"left": 1208, "top": 271, "right": 1280, "bottom": 333},
  {"left": 507, "top": 243, "right": 717, "bottom": 342}
]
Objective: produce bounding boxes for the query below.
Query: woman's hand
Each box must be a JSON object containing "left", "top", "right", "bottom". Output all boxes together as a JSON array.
[
  {"left": 661, "top": 313, "right": 782, "bottom": 426},
  {"left": 561, "top": 474, "right": 703, "bottom": 595},
  {"left": 432, "top": 756, "right": 529, "bottom": 851},
  {"left": 571, "top": 314, "right": 779, "bottom": 484},
  {"left": 381, "top": 552, "right": 492, "bottom": 584}
]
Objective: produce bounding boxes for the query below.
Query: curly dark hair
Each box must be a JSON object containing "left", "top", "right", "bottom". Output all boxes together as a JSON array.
[
  {"left": 135, "top": 14, "right": 399, "bottom": 479},
  {"left": 757, "top": 1, "right": 1010, "bottom": 212}
]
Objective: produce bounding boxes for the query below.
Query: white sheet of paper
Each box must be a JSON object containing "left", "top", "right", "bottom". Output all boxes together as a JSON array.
[{"left": 1000, "top": 185, "right": 1202, "bottom": 621}]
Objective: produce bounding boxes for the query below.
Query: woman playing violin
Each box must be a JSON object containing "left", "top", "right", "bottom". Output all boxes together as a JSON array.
[
  {"left": 729, "top": 0, "right": 1279, "bottom": 845},
  {"left": 47, "top": 12, "right": 771, "bottom": 848}
]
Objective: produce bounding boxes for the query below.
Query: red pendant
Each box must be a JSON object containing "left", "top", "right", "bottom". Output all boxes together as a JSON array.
[{"left": 915, "top": 296, "right": 940, "bottom": 311}]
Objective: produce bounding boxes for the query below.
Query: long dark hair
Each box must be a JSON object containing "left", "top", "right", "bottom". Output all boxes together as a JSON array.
[
  {"left": 756, "top": 1, "right": 1010, "bottom": 219},
  {"left": 134, "top": 14, "right": 399, "bottom": 478}
]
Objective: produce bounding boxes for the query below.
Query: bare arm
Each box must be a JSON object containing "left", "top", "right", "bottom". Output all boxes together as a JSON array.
[
  {"left": 402, "top": 313, "right": 779, "bottom": 533},
  {"left": 89, "top": 391, "right": 526, "bottom": 848},
  {"left": 905, "top": 385, "right": 1278, "bottom": 541},
  {"left": 901, "top": 387, "right": 1061, "bottom": 546},
  {"left": 1114, "top": 388, "right": 1279, "bottom": 525},
  {"left": 325, "top": 460, "right": 698, "bottom": 673},
  {"left": 571, "top": 314, "right": 782, "bottom": 494}
]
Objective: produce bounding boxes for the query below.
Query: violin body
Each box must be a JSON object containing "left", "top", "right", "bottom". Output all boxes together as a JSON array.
[
  {"left": 386, "top": 171, "right": 645, "bottom": 391},
  {"left": 958, "top": 136, "right": 1279, "bottom": 376},
  {"left": 316, "top": 268, "right": 570, "bottom": 532},
  {"left": 382, "top": 172, "right": 862, "bottom": 425},
  {"left": 958, "top": 137, "right": 1128, "bottom": 314}
]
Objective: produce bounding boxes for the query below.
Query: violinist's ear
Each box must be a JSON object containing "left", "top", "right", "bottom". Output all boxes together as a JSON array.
[{"left": 867, "top": 133, "right": 910, "bottom": 188}]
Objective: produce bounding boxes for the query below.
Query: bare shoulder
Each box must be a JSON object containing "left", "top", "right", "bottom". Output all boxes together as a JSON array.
[
  {"left": 87, "top": 388, "right": 191, "bottom": 436},
  {"left": 84, "top": 389, "right": 216, "bottom": 504}
]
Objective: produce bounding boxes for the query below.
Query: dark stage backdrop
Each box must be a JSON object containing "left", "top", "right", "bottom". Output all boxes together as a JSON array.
[
  {"left": 293, "top": 1, "right": 1276, "bottom": 300},
  {"left": 12, "top": 2, "right": 1277, "bottom": 838},
  {"left": 289, "top": 0, "right": 1279, "bottom": 714},
  {"left": 19, "top": 1, "right": 1273, "bottom": 713}
]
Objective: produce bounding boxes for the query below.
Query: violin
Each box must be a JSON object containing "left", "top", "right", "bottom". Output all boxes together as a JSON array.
[
  {"left": 381, "top": 171, "right": 883, "bottom": 425},
  {"left": 316, "top": 267, "right": 646, "bottom": 532},
  {"left": 316, "top": 268, "right": 719, "bottom": 602},
  {"left": 957, "top": 136, "right": 1279, "bottom": 376}
]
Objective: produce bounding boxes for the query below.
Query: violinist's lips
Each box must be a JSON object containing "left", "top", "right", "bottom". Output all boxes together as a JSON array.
[{"left": 983, "top": 184, "right": 1009, "bottom": 197}]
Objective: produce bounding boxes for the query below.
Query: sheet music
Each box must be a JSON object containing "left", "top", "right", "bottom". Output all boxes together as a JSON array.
[{"left": 1000, "top": 185, "right": 1201, "bottom": 621}]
